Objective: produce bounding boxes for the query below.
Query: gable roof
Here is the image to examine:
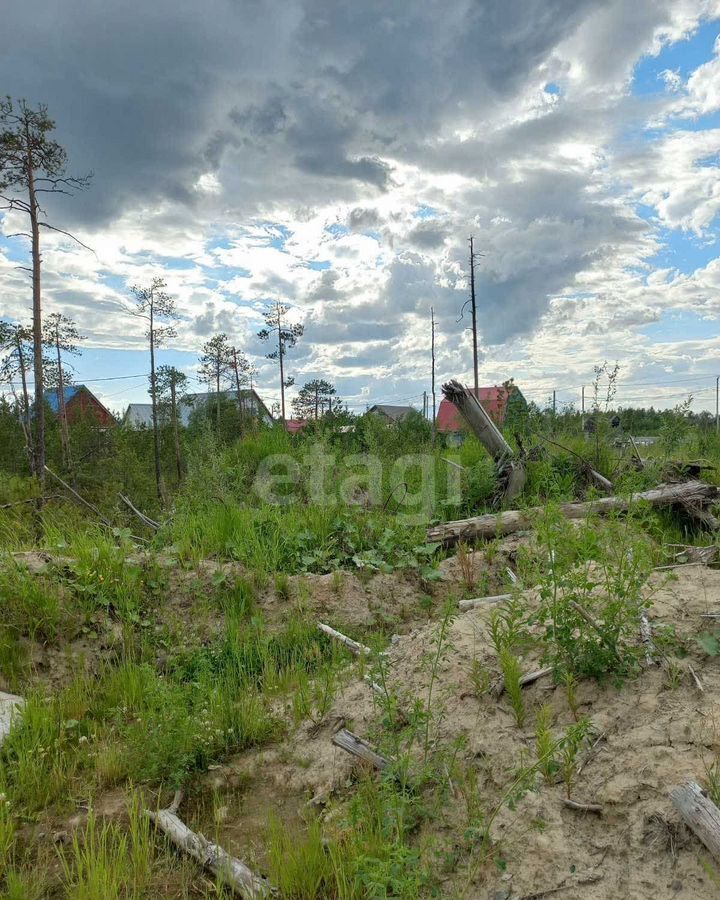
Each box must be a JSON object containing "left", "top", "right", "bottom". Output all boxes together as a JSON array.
[
  {"left": 45, "top": 384, "right": 114, "bottom": 422},
  {"left": 367, "top": 404, "right": 415, "bottom": 422},
  {"left": 124, "top": 403, "right": 154, "bottom": 428},
  {"left": 436, "top": 385, "right": 522, "bottom": 433},
  {"left": 45, "top": 385, "right": 82, "bottom": 413},
  {"left": 123, "top": 389, "right": 273, "bottom": 428}
]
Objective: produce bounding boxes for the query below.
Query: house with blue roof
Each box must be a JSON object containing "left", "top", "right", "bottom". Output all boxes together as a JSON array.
[{"left": 44, "top": 385, "right": 115, "bottom": 426}]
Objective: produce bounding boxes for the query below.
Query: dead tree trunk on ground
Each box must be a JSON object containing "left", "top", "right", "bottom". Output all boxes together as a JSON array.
[
  {"left": 427, "top": 480, "right": 719, "bottom": 545},
  {"left": 147, "top": 791, "right": 274, "bottom": 898},
  {"left": 671, "top": 781, "right": 720, "bottom": 862}
]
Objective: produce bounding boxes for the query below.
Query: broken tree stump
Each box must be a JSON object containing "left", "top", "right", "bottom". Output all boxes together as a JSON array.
[
  {"left": 427, "top": 481, "right": 719, "bottom": 545},
  {"left": 332, "top": 728, "right": 389, "bottom": 771},
  {"left": 441, "top": 380, "right": 526, "bottom": 503},
  {"left": 671, "top": 781, "right": 720, "bottom": 862},
  {"left": 147, "top": 792, "right": 274, "bottom": 898}
]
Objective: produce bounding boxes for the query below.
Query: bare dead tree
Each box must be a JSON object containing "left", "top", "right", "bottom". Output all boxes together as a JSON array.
[
  {"left": 458, "top": 236, "right": 481, "bottom": 392},
  {"left": 129, "top": 277, "right": 177, "bottom": 502},
  {"left": 0, "top": 98, "right": 91, "bottom": 507},
  {"left": 231, "top": 345, "right": 250, "bottom": 417}
]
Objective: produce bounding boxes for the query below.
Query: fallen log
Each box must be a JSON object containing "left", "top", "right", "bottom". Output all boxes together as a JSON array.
[
  {"left": 459, "top": 593, "right": 512, "bottom": 611},
  {"left": 493, "top": 665, "right": 554, "bottom": 699},
  {"left": 317, "top": 623, "right": 371, "bottom": 657},
  {"left": 671, "top": 781, "right": 720, "bottom": 862},
  {"left": 563, "top": 798, "right": 603, "bottom": 814},
  {"left": 147, "top": 791, "right": 273, "bottom": 898},
  {"left": 332, "top": 728, "right": 389, "bottom": 771},
  {"left": 427, "top": 481, "right": 719, "bottom": 545}
]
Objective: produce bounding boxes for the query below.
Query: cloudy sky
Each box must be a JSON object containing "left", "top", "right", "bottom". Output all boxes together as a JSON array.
[{"left": 3, "top": 0, "right": 720, "bottom": 415}]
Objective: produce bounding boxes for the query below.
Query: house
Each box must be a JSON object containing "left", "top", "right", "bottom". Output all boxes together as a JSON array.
[
  {"left": 284, "top": 418, "right": 308, "bottom": 435},
  {"left": 45, "top": 385, "right": 115, "bottom": 426},
  {"left": 123, "top": 389, "right": 273, "bottom": 428},
  {"left": 366, "top": 404, "right": 415, "bottom": 423},
  {"left": 436, "top": 385, "right": 526, "bottom": 441}
]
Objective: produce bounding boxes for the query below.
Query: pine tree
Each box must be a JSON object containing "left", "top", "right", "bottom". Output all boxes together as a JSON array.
[
  {"left": 0, "top": 98, "right": 91, "bottom": 503},
  {"left": 130, "top": 277, "right": 177, "bottom": 502},
  {"left": 42, "top": 313, "right": 84, "bottom": 473},
  {"left": 257, "top": 303, "right": 303, "bottom": 421},
  {"left": 198, "top": 334, "right": 233, "bottom": 426}
]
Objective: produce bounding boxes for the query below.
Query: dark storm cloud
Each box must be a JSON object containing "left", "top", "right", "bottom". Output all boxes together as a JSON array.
[
  {"left": 0, "top": 0, "right": 698, "bottom": 361},
  {"left": 1, "top": 0, "right": 603, "bottom": 227},
  {"left": 407, "top": 222, "right": 449, "bottom": 250}
]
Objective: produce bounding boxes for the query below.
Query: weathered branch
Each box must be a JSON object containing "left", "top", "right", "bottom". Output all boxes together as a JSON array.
[
  {"left": 119, "top": 493, "right": 160, "bottom": 530},
  {"left": 671, "top": 781, "right": 720, "bottom": 862},
  {"left": 332, "top": 728, "right": 389, "bottom": 770},
  {"left": 427, "top": 481, "right": 719, "bottom": 545},
  {"left": 317, "top": 622, "right": 372, "bottom": 656},
  {"left": 147, "top": 802, "right": 274, "bottom": 897},
  {"left": 44, "top": 465, "right": 112, "bottom": 528}
]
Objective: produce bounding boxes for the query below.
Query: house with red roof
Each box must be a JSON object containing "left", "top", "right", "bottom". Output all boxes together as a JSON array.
[
  {"left": 284, "top": 418, "right": 308, "bottom": 435},
  {"left": 436, "top": 384, "right": 526, "bottom": 442}
]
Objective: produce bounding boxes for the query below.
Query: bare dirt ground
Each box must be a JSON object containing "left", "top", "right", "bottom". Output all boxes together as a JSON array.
[
  {"left": 196, "top": 563, "right": 720, "bottom": 899},
  {"left": 8, "top": 545, "right": 720, "bottom": 898}
]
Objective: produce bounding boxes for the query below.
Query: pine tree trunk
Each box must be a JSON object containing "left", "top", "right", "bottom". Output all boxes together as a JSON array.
[
  {"left": 15, "top": 334, "right": 33, "bottom": 465},
  {"left": 277, "top": 304, "right": 285, "bottom": 422},
  {"left": 55, "top": 335, "right": 73, "bottom": 474},
  {"left": 171, "top": 379, "right": 182, "bottom": 482},
  {"left": 149, "top": 309, "right": 164, "bottom": 502},
  {"left": 28, "top": 149, "right": 45, "bottom": 506},
  {"left": 216, "top": 368, "right": 221, "bottom": 427}
]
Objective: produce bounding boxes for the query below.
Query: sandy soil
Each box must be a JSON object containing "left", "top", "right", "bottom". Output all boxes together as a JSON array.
[
  {"left": 8, "top": 547, "right": 720, "bottom": 898},
  {"left": 201, "top": 562, "right": 720, "bottom": 899}
]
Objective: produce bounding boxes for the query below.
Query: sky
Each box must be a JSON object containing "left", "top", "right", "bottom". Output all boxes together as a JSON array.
[{"left": 3, "top": 0, "right": 720, "bottom": 416}]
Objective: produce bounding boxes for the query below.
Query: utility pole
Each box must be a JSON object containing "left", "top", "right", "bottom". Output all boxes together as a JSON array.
[
  {"left": 552, "top": 390, "right": 556, "bottom": 415},
  {"left": 581, "top": 385, "right": 585, "bottom": 431},
  {"left": 422, "top": 390, "right": 427, "bottom": 418},
  {"left": 431, "top": 307, "right": 437, "bottom": 447},
  {"left": 716, "top": 376, "right": 719, "bottom": 435},
  {"left": 469, "top": 236, "right": 479, "bottom": 392}
]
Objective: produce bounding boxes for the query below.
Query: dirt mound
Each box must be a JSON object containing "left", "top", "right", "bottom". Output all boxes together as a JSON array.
[{"left": 206, "top": 563, "right": 720, "bottom": 898}]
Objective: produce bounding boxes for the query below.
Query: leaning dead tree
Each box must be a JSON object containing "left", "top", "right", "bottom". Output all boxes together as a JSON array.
[
  {"left": 442, "top": 379, "right": 526, "bottom": 503},
  {"left": 428, "top": 480, "right": 719, "bottom": 545}
]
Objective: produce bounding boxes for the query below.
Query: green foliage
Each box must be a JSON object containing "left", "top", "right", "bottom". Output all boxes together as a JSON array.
[
  {"left": 498, "top": 648, "right": 526, "bottom": 727},
  {"left": 696, "top": 631, "right": 720, "bottom": 656},
  {"left": 59, "top": 798, "right": 154, "bottom": 899},
  {"left": 267, "top": 816, "right": 333, "bottom": 898},
  {"left": 531, "top": 511, "right": 654, "bottom": 680}
]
